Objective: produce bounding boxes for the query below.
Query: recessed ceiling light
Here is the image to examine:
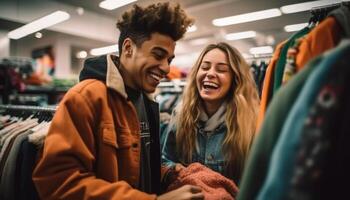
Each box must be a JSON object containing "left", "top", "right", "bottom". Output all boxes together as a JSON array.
[
  {"left": 99, "top": 0, "right": 137, "bottom": 10},
  {"left": 76, "top": 51, "right": 87, "bottom": 59},
  {"left": 225, "top": 31, "right": 256, "bottom": 41},
  {"left": 187, "top": 25, "right": 197, "bottom": 33},
  {"left": 35, "top": 32, "right": 42, "bottom": 39},
  {"left": 280, "top": 0, "right": 341, "bottom": 14},
  {"left": 212, "top": 8, "right": 281, "bottom": 27},
  {"left": 90, "top": 44, "right": 118, "bottom": 56},
  {"left": 284, "top": 23, "right": 308, "bottom": 32},
  {"left": 76, "top": 7, "right": 84, "bottom": 15},
  {"left": 8, "top": 11, "right": 70, "bottom": 40}
]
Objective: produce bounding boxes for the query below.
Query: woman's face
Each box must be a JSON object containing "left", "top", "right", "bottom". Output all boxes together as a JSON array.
[{"left": 196, "top": 48, "right": 234, "bottom": 106}]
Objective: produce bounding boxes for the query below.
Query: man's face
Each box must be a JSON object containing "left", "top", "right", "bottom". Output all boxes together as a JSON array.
[{"left": 123, "top": 32, "right": 175, "bottom": 93}]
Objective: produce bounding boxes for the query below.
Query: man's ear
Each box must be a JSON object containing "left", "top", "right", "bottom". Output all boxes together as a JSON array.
[{"left": 122, "top": 38, "right": 133, "bottom": 57}]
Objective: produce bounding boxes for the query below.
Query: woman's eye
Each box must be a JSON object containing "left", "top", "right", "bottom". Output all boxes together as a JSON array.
[
  {"left": 200, "top": 64, "right": 210, "bottom": 70},
  {"left": 217, "top": 66, "right": 229, "bottom": 72}
]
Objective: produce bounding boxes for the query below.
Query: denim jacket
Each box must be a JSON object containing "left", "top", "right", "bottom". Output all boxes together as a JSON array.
[{"left": 161, "top": 121, "right": 229, "bottom": 179}]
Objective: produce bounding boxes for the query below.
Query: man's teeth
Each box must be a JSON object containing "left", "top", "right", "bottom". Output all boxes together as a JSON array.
[{"left": 150, "top": 73, "right": 162, "bottom": 81}]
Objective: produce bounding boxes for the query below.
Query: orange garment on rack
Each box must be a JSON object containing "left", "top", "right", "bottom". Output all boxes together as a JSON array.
[
  {"left": 256, "top": 41, "right": 287, "bottom": 132},
  {"left": 296, "top": 17, "right": 341, "bottom": 71}
]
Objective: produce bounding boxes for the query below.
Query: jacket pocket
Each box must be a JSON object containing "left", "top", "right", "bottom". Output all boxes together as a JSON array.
[
  {"left": 102, "top": 125, "right": 132, "bottom": 149},
  {"left": 102, "top": 125, "right": 118, "bottom": 148}
]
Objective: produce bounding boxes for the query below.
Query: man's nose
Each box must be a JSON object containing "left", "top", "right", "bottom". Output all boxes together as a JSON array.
[{"left": 159, "top": 59, "right": 170, "bottom": 75}]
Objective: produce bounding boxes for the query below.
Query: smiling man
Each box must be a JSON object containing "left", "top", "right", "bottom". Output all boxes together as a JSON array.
[{"left": 32, "top": 3, "right": 204, "bottom": 200}]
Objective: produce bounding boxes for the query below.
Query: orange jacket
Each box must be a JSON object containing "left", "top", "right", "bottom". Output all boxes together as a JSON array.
[
  {"left": 296, "top": 17, "right": 341, "bottom": 71},
  {"left": 257, "top": 16, "right": 342, "bottom": 132},
  {"left": 256, "top": 41, "right": 286, "bottom": 132},
  {"left": 33, "top": 55, "right": 164, "bottom": 200}
]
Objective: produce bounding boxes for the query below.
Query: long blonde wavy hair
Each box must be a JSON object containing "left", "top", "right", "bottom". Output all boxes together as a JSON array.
[{"left": 174, "top": 42, "right": 259, "bottom": 180}]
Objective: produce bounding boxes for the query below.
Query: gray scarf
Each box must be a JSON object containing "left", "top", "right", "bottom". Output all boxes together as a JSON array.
[{"left": 198, "top": 102, "right": 227, "bottom": 134}]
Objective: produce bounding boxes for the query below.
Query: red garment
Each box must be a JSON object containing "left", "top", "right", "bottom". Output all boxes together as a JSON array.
[{"left": 167, "top": 163, "right": 238, "bottom": 200}]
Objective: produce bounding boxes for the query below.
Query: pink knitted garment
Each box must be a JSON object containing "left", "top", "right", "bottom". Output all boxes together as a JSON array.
[{"left": 167, "top": 163, "right": 238, "bottom": 200}]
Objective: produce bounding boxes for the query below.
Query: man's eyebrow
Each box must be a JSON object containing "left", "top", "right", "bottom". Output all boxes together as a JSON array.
[
  {"left": 152, "top": 47, "right": 168, "bottom": 54},
  {"left": 153, "top": 47, "right": 175, "bottom": 59}
]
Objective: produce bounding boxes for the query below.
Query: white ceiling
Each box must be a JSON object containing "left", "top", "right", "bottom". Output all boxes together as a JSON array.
[
  {"left": 0, "top": 0, "right": 315, "bottom": 67},
  {"left": 52, "top": 0, "right": 313, "bottom": 54}
]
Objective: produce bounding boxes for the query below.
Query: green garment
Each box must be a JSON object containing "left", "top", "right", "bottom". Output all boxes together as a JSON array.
[
  {"left": 237, "top": 57, "right": 322, "bottom": 200},
  {"left": 273, "top": 27, "right": 311, "bottom": 94}
]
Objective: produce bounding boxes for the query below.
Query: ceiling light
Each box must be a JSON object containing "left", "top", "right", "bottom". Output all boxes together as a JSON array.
[
  {"left": 284, "top": 23, "right": 308, "bottom": 32},
  {"left": 76, "top": 51, "right": 87, "bottom": 59},
  {"left": 280, "top": 0, "right": 341, "bottom": 14},
  {"left": 249, "top": 46, "right": 273, "bottom": 55},
  {"left": 35, "top": 32, "right": 42, "bottom": 39},
  {"left": 8, "top": 11, "right": 70, "bottom": 40},
  {"left": 187, "top": 25, "right": 197, "bottom": 33},
  {"left": 90, "top": 44, "right": 118, "bottom": 56},
  {"left": 266, "top": 35, "right": 276, "bottom": 45},
  {"left": 76, "top": 7, "right": 84, "bottom": 15},
  {"left": 212, "top": 8, "right": 281, "bottom": 27},
  {"left": 225, "top": 31, "right": 256, "bottom": 41},
  {"left": 99, "top": 0, "right": 137, "bottom": 10}
]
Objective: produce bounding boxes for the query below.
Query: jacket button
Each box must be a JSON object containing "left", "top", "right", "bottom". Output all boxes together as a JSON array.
[{"left": 132, "top": 143, "right": 138, "bottom": 148}]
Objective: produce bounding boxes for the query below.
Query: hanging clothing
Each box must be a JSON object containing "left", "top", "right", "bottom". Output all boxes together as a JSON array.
[
  {"left": 256, "top": 41, "right": 287, "bottom": 132},
  {"left": 273, "top": 27, "right": 312, "bottom": 93},
  {"left": 237, "top": 56, "right": 320, "bottom": 200},
  {"left": 298, "top": 5, "right": 350, "bottom": 70},
  {"left": 288, "top": 41, "right": 350, "bottom": 200},
  {"left": 0, "top": 109, "right": 53, "bottom": 200},
  {"left": 256, "top": 40, "right": 350, "bottom": 200}
]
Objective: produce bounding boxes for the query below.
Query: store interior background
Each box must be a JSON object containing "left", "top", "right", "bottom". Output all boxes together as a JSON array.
[{"left": 0, "top": 0, "right": 314, "bottom": 105}]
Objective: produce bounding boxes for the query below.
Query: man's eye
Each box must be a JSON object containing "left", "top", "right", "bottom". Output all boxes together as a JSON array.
[
  {"left": 153, "top": 53, "right": 164, "bottom": 60},
  {"left": 167, "top": 58, "right": 173, "bottom": 65}
]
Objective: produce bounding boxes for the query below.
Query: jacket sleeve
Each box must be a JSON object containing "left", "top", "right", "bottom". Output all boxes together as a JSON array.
[{"left": 32, "top": 89, "right": 156, "bottom": 200}]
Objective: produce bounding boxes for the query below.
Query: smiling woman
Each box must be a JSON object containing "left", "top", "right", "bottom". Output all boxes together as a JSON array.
[{"left": 162, "top": 42, "right": 260, "bottom": 184}]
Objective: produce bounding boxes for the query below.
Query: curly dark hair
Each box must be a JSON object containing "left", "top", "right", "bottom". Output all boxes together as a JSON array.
[{"left": 116, "top": 2, "right": 194, "bottom": 54}]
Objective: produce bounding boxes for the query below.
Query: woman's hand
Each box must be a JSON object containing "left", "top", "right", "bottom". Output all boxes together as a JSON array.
[
  {"left": 157, "top": 185, "right": 204, "bottom": 200},
  {"left": 174, "top": 163, "right": 186, "bottom": 172}
]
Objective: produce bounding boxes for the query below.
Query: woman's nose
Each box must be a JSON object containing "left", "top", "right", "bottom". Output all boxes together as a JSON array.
[{"left": 206, "top": 67, "right": 216, "bottom": 78}]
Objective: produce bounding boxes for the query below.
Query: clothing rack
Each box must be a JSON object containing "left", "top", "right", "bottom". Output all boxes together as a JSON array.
[
  {"left": 157, "top": 80, "right": 186, "bottom": 94},
  {"left": 310, "top": 1, "right": 350, "bottom": 15},
  {"left": 158, "top": 79, "right": 186, "bottom": 88},
  {"left": 0, "top": 104, "right": 57, "bottom": 113},
  {"left": 245, "top": 54, "right": 273, "bottom": 61}
]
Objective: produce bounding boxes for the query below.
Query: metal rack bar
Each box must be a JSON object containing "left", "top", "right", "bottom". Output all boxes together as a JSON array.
[
  {"left": 158, "top": 79, "right": 187, "bottom": 88},
  {"left": 245, "top": 54, "right": 273, "bottom": 60},
  {"left": 310, "top": 1, "right": 349, "bottom": 15},
  {"left": 0, "top": 104, "right": 57, "bottom": 113}
]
